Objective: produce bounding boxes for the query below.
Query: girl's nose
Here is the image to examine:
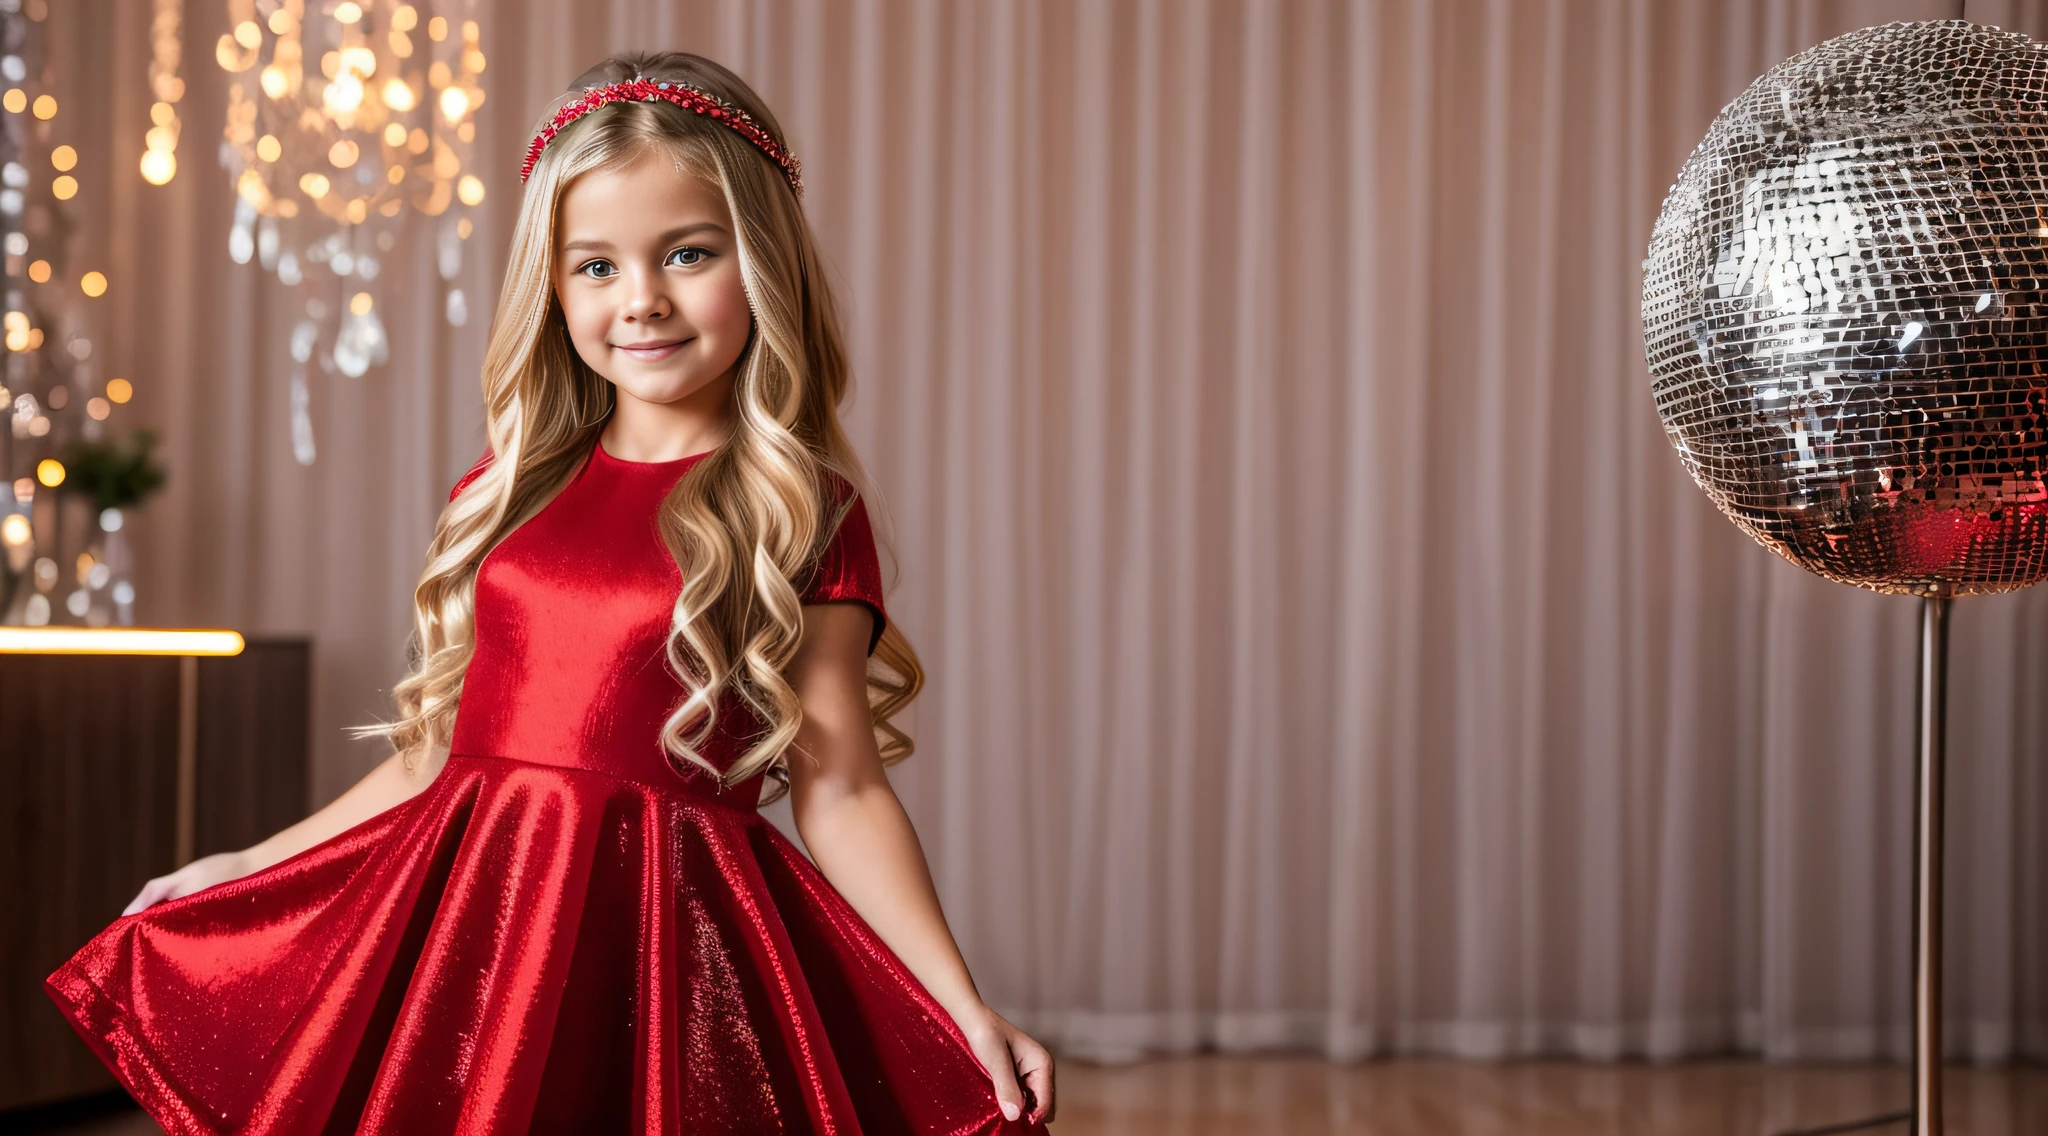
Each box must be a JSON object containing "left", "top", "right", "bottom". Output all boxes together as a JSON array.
[{"left": 622, "top": 271, "right": 670, "bottom": 322}]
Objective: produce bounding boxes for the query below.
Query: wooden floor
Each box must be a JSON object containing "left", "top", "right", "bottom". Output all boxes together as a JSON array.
[
  {"left": 1049, "top": 1057, "right": 2048, "bottom": 1135},
  {"left": 7, "top": 1059, "right": 2044, "bottom": 1134}
]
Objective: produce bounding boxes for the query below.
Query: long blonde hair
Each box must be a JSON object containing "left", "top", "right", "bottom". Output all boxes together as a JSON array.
[{"left": 353, "top": 52, "right": 922, "bottom": 800}]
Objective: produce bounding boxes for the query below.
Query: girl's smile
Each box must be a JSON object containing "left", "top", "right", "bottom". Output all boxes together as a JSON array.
[{"left": 612, "top": 335, "right": 690, "bottom": 361}]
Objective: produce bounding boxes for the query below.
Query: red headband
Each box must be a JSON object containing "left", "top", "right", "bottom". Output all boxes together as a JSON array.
[{"left": 520, "top": 78, "right": 803, "bottom": 197}]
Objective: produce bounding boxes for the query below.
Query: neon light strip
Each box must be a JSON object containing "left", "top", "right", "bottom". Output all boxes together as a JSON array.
[{"left": 0, "top": 628, "right": 246, "bottom": 655}]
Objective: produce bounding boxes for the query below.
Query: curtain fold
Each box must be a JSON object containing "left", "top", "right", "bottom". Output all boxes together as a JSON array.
[{"left": 62, "top": 0, "right": 2046, "bottom": 1062}]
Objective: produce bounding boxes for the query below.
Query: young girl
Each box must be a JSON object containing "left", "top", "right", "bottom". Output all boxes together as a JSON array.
[{"left": 47, "top": 52, "right": 1054, "bottom": 1134}]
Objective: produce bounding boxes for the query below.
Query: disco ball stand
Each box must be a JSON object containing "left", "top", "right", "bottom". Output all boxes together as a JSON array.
[{"left": 1643, "top": 21, "right": 2048, "bottom": 1136}]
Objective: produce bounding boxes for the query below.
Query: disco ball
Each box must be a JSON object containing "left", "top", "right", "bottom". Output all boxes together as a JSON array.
[{"left": 1644, "top": 20, "right": 2048, "bottom": 596}]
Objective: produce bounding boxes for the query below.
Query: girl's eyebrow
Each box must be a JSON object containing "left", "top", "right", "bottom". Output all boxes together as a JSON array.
[{"left": 561, "top": 221, "right": 728, "bottom": 254}]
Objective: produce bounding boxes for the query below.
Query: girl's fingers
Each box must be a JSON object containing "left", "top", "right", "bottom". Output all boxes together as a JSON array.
[
  {"left": 1015, "top": 1036, "right": 1055, "bottom": 1122},
  {"left": 972, "top": 1032, "right": 1026, "bottom": 1122},
  {"left": 122, "top": 877, "right": 165, "bottom": 915}
]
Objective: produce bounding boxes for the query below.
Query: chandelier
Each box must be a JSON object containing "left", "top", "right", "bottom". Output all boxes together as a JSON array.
[{"left": 175, "top": 0, "right": 487, "bottom": 464}]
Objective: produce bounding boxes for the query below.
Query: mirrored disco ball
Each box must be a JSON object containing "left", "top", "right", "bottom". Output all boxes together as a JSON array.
[{"left": 1644, "top": 19, "right": 2048, "bottom": 596}]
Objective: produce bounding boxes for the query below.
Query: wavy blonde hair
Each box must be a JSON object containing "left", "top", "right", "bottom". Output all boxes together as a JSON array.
[{"left": 352, "top": 52, "right": 922, "bottom": 800}]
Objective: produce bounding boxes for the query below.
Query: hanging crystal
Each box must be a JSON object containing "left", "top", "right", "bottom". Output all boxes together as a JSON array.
[{"left": 209, "top": 1, "right": 487, "bottom": 464}]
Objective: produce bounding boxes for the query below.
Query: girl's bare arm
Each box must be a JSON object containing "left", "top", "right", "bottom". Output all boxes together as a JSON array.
[
  {"left": 122, "top": 745, "right": 446, "bottom": 914},
  {"left": 785, "top": 602, "right": 1054, "bottom": 1126}
]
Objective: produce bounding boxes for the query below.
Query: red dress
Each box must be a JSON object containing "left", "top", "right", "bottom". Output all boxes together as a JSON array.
[{"left": 46, "top": 439, "right": 1042, "bottom": 1136}]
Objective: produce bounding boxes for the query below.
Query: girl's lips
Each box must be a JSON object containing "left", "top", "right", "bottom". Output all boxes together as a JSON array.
[{"left": 614, "top": 338, "right": 688, "bottom": 361}]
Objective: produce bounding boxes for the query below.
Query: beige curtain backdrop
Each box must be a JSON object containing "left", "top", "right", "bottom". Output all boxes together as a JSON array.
[{"left": 49, "top": 0, "right": 2045, "bottom": 1063}]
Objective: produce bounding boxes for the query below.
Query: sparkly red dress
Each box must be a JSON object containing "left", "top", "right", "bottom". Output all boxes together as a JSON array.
[{"left": 46, "top": 439, "right": 1042, "bottom": 1136}]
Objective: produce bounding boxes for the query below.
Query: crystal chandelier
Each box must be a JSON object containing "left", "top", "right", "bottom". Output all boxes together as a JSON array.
[{"left": 198, "top": 0, "right": 486, "bottom": 464}]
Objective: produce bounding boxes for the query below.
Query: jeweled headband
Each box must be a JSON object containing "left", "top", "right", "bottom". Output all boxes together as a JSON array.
[{"left": 520, "top": 77, "right": 803, "bottom": 197}]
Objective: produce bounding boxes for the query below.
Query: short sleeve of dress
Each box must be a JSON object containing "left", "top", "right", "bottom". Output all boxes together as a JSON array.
[
  {"left": 802, "top": 490, "right": 888, "bottom": 657},
  {"left": 448, "top": 450, "right": 495, "bottom": 503}
]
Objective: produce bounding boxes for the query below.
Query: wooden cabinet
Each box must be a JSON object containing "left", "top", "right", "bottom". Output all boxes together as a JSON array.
[{"left": 0, "top": 638, "right": 310, "bottom": 1111}]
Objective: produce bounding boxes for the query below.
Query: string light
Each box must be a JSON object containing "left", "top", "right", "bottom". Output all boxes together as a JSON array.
[{"left": 141, "top": 0, "right": 183, "bottom": 184}]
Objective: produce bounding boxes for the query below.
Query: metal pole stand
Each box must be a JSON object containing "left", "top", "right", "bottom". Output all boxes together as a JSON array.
[{"left": 1771, "top": 591, "right": 1950, "bottom": 1136}]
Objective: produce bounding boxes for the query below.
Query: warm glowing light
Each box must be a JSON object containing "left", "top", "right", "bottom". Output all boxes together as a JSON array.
[
  {"left": 80, "top": 271, "right": 107, "bottom": 297},
  {"left": 107, "top": 377, "right": 132, "bottom": 403},
  {"left": 27, "top": 259, "right": 48, "bottom": 282},
  {"left": 32, "top": 94, "right": 55, "bottom": 119},
  {"left": 142, "top": 148, "right": 178, "bottom": 184},
  {"left": 50, "top": 144, "right": 75, "bottom": 170},
  {"left": 428, "top": 15, "right": 448, "bottom": 40},
  {"left": 2, "top": 89, "right": 24, "bottom": 113},
  {"left": 0, "top": 628, "right": 247, "bottom": 655},
  {"left": 463, "top": 49, "right": 487, "bottom": 74},
  {"left": 407, "top": 127, "right": 429, "bottom": 154},
  {"left": 150, "top": 100, "right": 176, "bottom": 126},
  {"left": 0, "top": 513, "right": 28, "bottom": 546},
  {"left": 456, "top": 174, "right": 484, "bottom": 206},
  {"left": 387, "top": 164, "right": 404, "bottom": 184},
  {"left": 340, "top": 47, "right": 377, "bottom": 80},
  {"left": 260, "top": 65, "right": 289, "bottom": 100},
  {"left": 381, "top": 78, "right": 416, "bottom": 112},
  {"left": 324, "top": 75, "right": 364, "bottom": 112},
  {"left": 268, "top": 8, "right": 293, "bottom": 34},
  {"left": 328, "top": 139, "right": 359, "bottom": 168},
  {"left": 438, "top": 86, "right": 469, "bottom": 122},
  {"left": 393, "top": 4, "right": 418, "bottom": 31},
  {"left": 25, "top": 327, "right": 41, "bottom": 350},
  {"left": 335, "top": 1, "right": 363, "bottom": 24},
  {"left": 146, "top": 126, "right": 176, "bottom": 152},
  {"left": 233, "top": 19, "right": 262, "bottom": 48},
  {"left": 6, "top": 328, "right": 29, "bottom": 351},
  {"left": 350, "top": 291, "right": 373, "bottom": 315},
  {"left": 235, "top": 168, "right": 266, "bottom": 203},
  {"left": 256, "top": 134, "right": 281, "bottom": 162},
  {"left": 6, "top": 311, "right": 27, "bottom": 332},
  {"left": 50, "top": 175, "right": 74, "bottom": 200},
  {"left": 35, "top": 458, "right": 63, "bottom": 487},
  {"left": 215, "top": 34, "right": 248, "bottom": 73},
  {"left": 457, "top": 216, "right": 473, "bottom": 239},
  {"left": 86, "top": 396, "right": 109, "bottom": 420},
  {"left": 383, "top": 122, "right": 407, "bottom": 147},
  {"left": 299, "top": 172, "right": 330, "bottom": 198}
]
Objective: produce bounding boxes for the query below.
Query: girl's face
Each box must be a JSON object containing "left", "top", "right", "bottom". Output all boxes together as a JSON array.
[{"left": 552, "top": 150, "right": 752, "bottom": 414}]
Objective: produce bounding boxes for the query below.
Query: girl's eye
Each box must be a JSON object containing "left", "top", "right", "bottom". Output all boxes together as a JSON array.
[
  {"left": 666, "top": 246, "right": 710, "bottom": 268},
  {"left": 578, "top": 259, "right": 617, "bottom": 280}
]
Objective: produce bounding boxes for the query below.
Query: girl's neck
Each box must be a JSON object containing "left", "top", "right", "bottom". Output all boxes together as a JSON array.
[{"left": 601, "top": 376, "right": 733, "bottom": 463}]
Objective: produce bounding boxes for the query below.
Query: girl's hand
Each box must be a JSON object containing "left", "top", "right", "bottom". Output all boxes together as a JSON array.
[
  {"left": 121, "top": 849, "right": 254, "bottom": 915},
  {"left": 951, "top": 1002, "right": 1055, "bottom": 1126}
]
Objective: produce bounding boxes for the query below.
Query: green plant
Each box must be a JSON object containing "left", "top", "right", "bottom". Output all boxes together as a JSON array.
[{"left": 59, "top": 428, "right": 168, "bottom": 512}]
